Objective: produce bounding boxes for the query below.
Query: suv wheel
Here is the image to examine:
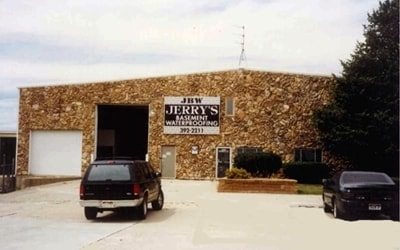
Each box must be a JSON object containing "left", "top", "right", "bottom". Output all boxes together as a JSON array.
[
  {"left": 137, "top": 195, "right": 148, "bottom": 220},
  {"left": 84, "top": 207, "right": 97, "bottom": 220},
  {"left": 333, "top": 199, "right": 351, "bottom": 220},
  {"left": 333, "top": 199, "right": 341, "bottom": 219},
  {"left": 152, "top": 190, "right": 164, "bottom": 210},
  {"left": 322, "top": 194, "right": 330, "bottom": 213},
  {"left": 391, "top": 211, "right": 399, "bottom": 221}
]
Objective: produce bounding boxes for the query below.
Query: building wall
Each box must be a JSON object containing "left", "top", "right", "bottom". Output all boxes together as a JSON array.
[{"left": 17, "top": 69, "right": 333, "bottom": 178}]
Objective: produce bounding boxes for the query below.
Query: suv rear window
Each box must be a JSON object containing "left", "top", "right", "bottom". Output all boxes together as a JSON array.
[{"left": 87, "top": 164, "right": 131, "bottom": 181}]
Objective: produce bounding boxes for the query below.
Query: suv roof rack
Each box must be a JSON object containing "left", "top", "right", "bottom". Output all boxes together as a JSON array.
[{"left": 94, "top": 156, "right": 141, "bottom": 161}]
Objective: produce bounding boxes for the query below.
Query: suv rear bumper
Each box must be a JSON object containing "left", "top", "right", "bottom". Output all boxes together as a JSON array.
[
  {"left": 339, "top": 198, "right": 394, "bottom": 215},
  {"left": 80, "top": 198, "right": 143, "bottom": 209}
]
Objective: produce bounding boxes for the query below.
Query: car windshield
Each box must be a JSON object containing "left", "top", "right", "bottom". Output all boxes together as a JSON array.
[
  {"left": 87, "top": 164, "right": 131, "bottom": 181},
  {"left": 340, "top": 172, "right": 394, "bottom": 185}
]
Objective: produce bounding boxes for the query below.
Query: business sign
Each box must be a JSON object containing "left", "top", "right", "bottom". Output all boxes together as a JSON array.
[{"left": 164, "top": 96, "right": 220, "bottom": 135}]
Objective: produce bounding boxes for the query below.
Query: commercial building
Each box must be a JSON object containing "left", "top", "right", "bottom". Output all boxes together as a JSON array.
[{"left": 16, "top": 69, "right": 333, "bottom": 180}]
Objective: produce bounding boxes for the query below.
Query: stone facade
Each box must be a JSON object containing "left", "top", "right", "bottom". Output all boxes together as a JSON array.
[{"left": 17, "top": 69, "right": 333, "bottom": 179}]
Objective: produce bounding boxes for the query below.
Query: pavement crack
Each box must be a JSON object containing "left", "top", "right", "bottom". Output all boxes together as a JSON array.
[
  {"left": 0, "top": 212, "right": 17, "bottom": 218},
  {"left": 289, "top": 203, "right": 323, "bottom": 208},
  {"left": 84, "top": 223, "right": 138, "bottom": 248}
]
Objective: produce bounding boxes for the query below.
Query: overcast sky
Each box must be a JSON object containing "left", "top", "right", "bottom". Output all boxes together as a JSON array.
[{"left": 0, "top": 0, "right": 380, "bottom": 131}]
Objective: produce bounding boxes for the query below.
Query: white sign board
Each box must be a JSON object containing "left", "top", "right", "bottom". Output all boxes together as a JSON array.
[{"left": 164, "top": 96, "right": 220, "bottom": 135}]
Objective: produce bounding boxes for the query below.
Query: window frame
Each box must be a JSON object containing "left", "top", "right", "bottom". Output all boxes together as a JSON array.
[
  {"left": 294, "top": 148, "right": 322, "bottom": 163},
  {"left": 236, "top": 146, "right": 263, "bottom": 155},
  {"left": 225, "top": 97, "right": 235, "bottom": 116}
]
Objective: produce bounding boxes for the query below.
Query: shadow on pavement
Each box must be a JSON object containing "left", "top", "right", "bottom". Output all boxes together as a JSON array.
[
  {"left": 90, "top": 207, "right": 176, "bottom": 223},
  {"left": 322, "top": 210, "right": 398, "bottom": 222}
]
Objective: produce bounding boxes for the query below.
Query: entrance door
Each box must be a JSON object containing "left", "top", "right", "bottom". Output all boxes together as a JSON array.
[
  {"left": 216, "top": 147, "right": 231, "bottom": 178},
  {"left": 161, "top": 146, "right": 176, "bottom": 178}
]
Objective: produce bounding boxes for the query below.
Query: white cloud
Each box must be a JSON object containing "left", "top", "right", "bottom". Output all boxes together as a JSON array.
[
  {"left": 0, "top": 0, "right": 378, "bottom": 60},
  {"left": 0, "top": 0, "right": 381, "bottom": 130},
  {"left": 0, "top": 97, "right": 18, "bottom": 131}
]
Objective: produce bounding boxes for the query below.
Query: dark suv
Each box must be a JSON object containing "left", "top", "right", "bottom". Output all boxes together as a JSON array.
[{"left": 79, "top": 159, "right": 164, "bottom": 220}]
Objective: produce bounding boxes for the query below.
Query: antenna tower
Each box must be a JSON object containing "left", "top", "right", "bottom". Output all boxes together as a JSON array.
[{"left": 238, "top": 25, "right": 247, "bottom": 68}]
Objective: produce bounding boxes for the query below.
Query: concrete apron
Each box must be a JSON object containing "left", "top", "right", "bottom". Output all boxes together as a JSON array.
[{"left": 0, "top": 179, "right": 399, "bottom": 250}]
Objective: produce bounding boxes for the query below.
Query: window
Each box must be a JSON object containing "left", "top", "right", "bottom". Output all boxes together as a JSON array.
[
  {"left": 141, "top": 163, "right": 152, "bottom": 178},
  {"left": 145, "top": 163, "right": 155, "bottom": 177},
  {"left": 226, "top": 97, "right": 234, "bottom": 116},
  {"left": 340, "top": 172, "right": 394, "bottom": 185},
  {"left": 133, "top": 166, "right": 145, "bottom": 181},
  {"left": 88, "top": 164, "right": 131, "bottom": 181},
  {"left": 148, "top": 163, "right": 156, "bottom": 173},
  {"left": 236, "top": 146, "right": 262, "bottom": 154},
  {"left": 294, "top": 148, "right": 322, "bottom": 162}
]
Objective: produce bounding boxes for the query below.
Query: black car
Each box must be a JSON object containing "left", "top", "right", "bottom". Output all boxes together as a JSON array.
[
  {"left": 79, "top": 159, "right": 164, "bottom": 220},
  {"left": 322, "top": 171, "right": 399, "bottom": 220}
]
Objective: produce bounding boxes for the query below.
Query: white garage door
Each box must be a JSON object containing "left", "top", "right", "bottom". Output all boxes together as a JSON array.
[{"left": 30, "top": 130, "right": 82, "bottom": 176}]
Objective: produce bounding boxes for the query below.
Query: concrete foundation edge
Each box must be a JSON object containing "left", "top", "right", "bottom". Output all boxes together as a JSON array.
[{"left": 16, "top": 175, "right": 81, "bottom": 189}]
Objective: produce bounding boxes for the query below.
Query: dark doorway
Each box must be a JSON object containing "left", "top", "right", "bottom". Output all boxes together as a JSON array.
[
  {"left": 0, "top": 137, "right": 16, "bottom": 174},
  {"left": 0, "top": 136, "right": 16, "bottom": 193},
  {"left": 97, "top": 105, "right": 149, "bottom": 160}
]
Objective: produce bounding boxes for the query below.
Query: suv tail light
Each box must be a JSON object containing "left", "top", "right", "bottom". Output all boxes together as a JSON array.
[
  {"left": 383, "top": 196, "right": 393, "bottom": 201},
  {"left": 341, "top": 189, "right": 355, "bottom": 199},
  {"left": 133, "top": 184, "right": 141, "bottom": 195},
  {"left": 80, "top": 184, "right": 84, "bottom": 199}
]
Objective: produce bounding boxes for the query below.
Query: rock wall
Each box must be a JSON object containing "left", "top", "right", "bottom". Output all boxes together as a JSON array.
[
  {"left": 217, "top": 178, "right": 298, "bottom": 194},
  {"left": 17, "top": 69, "right": 333, "bottom": 179}
]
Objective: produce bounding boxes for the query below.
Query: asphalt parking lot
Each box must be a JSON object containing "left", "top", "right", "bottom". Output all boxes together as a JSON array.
[{"left": 0, "top": 179, "right": 399, "bottom": 250}]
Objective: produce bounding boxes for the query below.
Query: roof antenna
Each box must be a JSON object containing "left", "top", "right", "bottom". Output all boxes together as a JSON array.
[{"left": 238, "top": 25, "right": 247, "bottom": 69}]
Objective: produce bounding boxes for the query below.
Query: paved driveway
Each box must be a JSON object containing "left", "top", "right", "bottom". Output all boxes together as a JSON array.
[{"left": 0, "top": 180, "right": 399, "bottom": 250}]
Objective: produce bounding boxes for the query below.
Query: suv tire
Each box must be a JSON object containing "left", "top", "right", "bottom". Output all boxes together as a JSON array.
[
  {"left": 137, "top": 195, "right": 148, "bottom": 220},
  {"left": 391, "top": 211, "right": 399, "bottom": 221},
  {"left": 152, "top": 190, "right": 164, "bottom": 210},
  {"left": 333, "top": 199, "right": 342, "bottom": 219},
  {"left": 322, "top": 194, "right": 330, "bottom": 213},
  {"left": 85, "top": 207, "right": 97, "bottom": 220},
  {"left": 323, "top": 202, "right": 331, "bottom": 213},
  {"left": 333, "top": 199, "right": 352, "bottom": 220}
]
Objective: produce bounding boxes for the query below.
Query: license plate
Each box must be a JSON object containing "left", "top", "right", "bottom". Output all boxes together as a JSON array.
[
  {"left": 101, "top": 201, "right": 115, "bottom": 208},
  {"left": 368, "top": 204, "right": 381, "bottom": 211}
]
